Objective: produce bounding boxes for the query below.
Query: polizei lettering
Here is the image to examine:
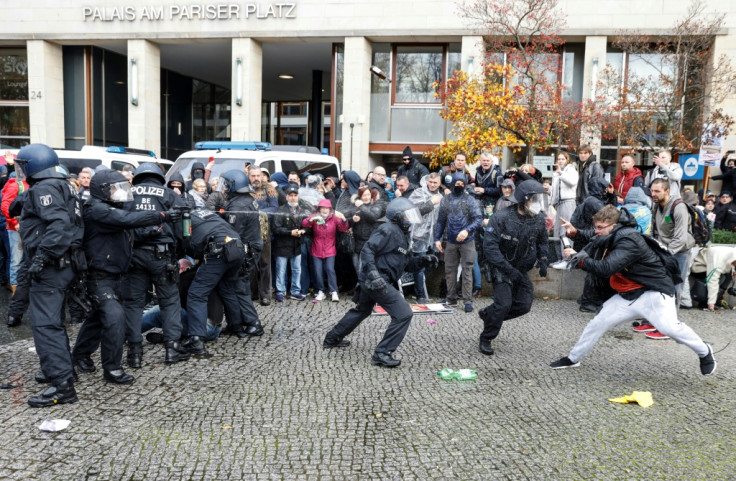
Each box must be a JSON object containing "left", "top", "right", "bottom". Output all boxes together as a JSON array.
[{"left": 132, "top": 186, "right": 165, "bottom": 197}]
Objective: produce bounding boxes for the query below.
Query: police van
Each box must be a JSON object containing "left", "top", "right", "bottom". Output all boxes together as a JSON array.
[
  {"left": 55, "top": 145, "right": 174, "bottom": 176},
  {"left": 166, "top": 141, "right": 341, "bottom": 183}
]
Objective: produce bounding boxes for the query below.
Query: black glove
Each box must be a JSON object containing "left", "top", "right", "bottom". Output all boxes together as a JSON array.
[
  {"left": 537, "top": 259, "right": 548, "bottom": 278},
  {"left": 28, "top": 255, "right": 47, "bottom": 279},
  {"left": 161, "top": 210, "right": 182, "bottom": 223},
  {"left": 364, "top": 270, "right": 389, "bottom": 293},
  {"left": 568, "top": 250, "right": 589, "bottom": 268},
  {"left": 419, "top": 254, "right": 439, "bottom": 270}
]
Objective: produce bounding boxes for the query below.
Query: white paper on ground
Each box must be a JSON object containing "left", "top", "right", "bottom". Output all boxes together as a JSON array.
[{"left": 38, "top": 419, "right": 71, "bottom": 432}]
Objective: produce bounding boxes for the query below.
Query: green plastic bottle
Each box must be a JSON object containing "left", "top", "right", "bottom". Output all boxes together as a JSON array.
[{"left": 437, "top": 368, "right": 477, "bottom": 381}]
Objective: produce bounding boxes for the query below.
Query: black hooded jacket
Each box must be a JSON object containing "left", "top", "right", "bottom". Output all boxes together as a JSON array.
[
  {"left": 579, "top": 208, "right": 675, "bottom": 299},
  {"left": 168, "top": 172, "right": 197, "bottom": 209},
  {"left": 576, "top": 154, "right": 605, "bottom": 204},
  {"left": 185, "top": 162, "right": 206, "bottom": 192},
  {"left": 397, "top": 148, "right": 429, "bottom": 186},
  {"left": 570, "top": 177, "right": 611, "bottom": 250}
]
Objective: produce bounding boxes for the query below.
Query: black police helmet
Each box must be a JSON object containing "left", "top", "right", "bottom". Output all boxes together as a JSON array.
[
  {"left": 513, "top": 179, "right": 546, "bottom": 204},
  {"left": 90, "top": 169, "right": 129, "bottom": 201},
  {"left": 221, "top": 169, "right": 251, "bottom": 194},
  {"left": 15, "top": 144, "right": 65, "bottom": 181},
  {"left": 132, "top": 162, "right": 165, "bottom": 185}
]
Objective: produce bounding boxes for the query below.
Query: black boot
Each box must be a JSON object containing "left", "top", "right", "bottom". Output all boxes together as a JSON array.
[
  {"left": 73, "top": 357, "right": 96, "bottom": 373},
  {"left": 28, "top": 380, "right": 78, "bottom": 408},
  {"left": 127, "top": 343, "right": 143, "bottom": 369},
  {"left": 182, "top": 336, "right": 208, "bottom": 356},
  {"left": 7, "top": 314, "right": 21, "bottom": 327},
  {"left": 164, "top": 341, "right": 191, "bottom": 364},
  {"left": 103, "top": 369, "right": 135, "bottom": 385},
  {"left": 244, "top": 320, "right": 264, "bottom": 337},
  {"left": 323, "top": 333, "right": 351, "bottom": 349},
  {"left": 35, "top": 370, "right": 78, "bottom": 384},
  {"left": 223, "top": 324, "right": 249, "bottom": 339},
  {"left": 371, "top": 352, "right": 401, "bottom": 368},
  {"left": 479, "top": 338, "right": 494, "bottom": 356}
]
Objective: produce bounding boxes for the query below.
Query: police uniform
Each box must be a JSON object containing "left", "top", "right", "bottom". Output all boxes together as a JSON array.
[
  {"left": 122, "top": 164, "right": 188, "bottom": 366},
  {"left": 478, "top": 181, "right": 549, "bottom": 354},
  {"left": 324, "top": 198, "right": 433, "bottom": 367},
  {"left": 221, "top": 172, "right": 264, "bottom": 337},
  {"left": 181, "top": 209, "right": 247, "bottom": 355},
  {"left": 21, "top": 165, "right": 84, "bottom": 387},
  {"left": 72, "top": 169, "right": 166, "bottom": 384}
]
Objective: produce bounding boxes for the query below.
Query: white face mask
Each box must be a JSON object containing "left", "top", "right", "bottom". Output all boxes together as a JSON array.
[
  {"left": 111, "top": 189, "right": 130, "bottom": 202},
  {"left": 528, "top": 201, "right": 542, "bottom": 215}
]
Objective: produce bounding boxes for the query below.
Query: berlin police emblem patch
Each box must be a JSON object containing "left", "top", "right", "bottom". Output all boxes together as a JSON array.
[{"left": 40, "top": 195, "right": 52, "bottom": 206}]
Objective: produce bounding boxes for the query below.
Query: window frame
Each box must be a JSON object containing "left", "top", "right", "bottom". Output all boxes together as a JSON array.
[{"left": 391, "top": 43, "right": 447, "bottom": 106}]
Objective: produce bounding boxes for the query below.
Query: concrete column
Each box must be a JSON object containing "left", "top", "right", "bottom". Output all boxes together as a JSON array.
[
  {"left": 461, "top": 36, "right": 484, "bottom": 76},
  {"left": 231, "top": 38, "right": 262, "bottom": 141},
  {"left": 341, "top": 37, "right": 372, "bottom": 173},
  {"left": 26, "top": 40, "right": 65, "bottom": 147},
  {"left": 127, "top": 40, "right": 160, "bottom": 156},
  {"left": 581, "top": 36, "right": 608, "bottom": 155}
]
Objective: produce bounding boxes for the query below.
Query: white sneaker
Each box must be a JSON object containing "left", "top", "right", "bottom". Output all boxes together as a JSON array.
[
  {"left": 315, "top": 291, "right": 326, "bottom": 301},
  {"left": 550, "top": 260, "right": 568, "bottom": 270},
  {"left": 331, "top": 291, "right": 339, "bottom": 302}
]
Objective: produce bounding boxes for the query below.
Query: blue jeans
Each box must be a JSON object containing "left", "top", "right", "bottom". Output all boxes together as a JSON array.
[
  {"left": 673, "top": 251, "right": 691, "bottom": 299},
  {"left": 7, "top": 230, "right": 23, "bottom": 285},
  {"left": 312, "top": 256, "right": 337, "bottom": 294},
  {"left": 472, "top": 258, "right": 481, "bottom": 290},
  {"left": 141, "top": 306, "right": 221, "bottom": 342},
  {"left": 275, "top": 254, "right": 301, "bottom": 296}
]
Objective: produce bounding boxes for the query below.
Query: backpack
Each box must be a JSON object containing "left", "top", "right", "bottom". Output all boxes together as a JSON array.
[
  {"left": 640, "top": 234, "right": 683, "bottom": 286},
  {"left": 672, "top": 199, "right": 711, "bottom": 246}
]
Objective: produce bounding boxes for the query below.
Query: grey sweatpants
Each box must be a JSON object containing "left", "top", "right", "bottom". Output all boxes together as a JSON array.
[{"left": 568, "top": 290, "right": 709, "bottom": 363}]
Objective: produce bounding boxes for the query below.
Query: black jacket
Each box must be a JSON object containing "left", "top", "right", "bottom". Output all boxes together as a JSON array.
[
  {"left": 185, "top": 209, "right": 240, "bottom": 260},
  {"left": 474, "top": 165, "right": 503, "bottom": 207},
  {"left": 272, "top": 201, "right": 312, "bottom": 258},
  {"left": 129, "top": 180, "right": 185, "bottom": 246},
  {"left": 224, "top": 193, "right": 264, "bottom": 256},
  {"left": 714, "top": 200, "right": 736, "bottom": 231},
  {"left": 397, "top": 158, "right": 429, "bottom": 186},
  {"left": 570, "top": 177, "right": 611, "bottom": 250},
  {"left": 20, "top": 178, "right": 84, "bottom": 261},
  {"left": 359, "top": 221, "right": 420, "bottom": 284},
  {"left": 711, "top": 156, "right": 736, "bottom": 196},
  {"left": 579, "top": 209, "right": 675, "bottom": 298},
  {"left": 350, "top": 199, "right": 386, "bottom": 254},
  {"left": 576, "top": 154, "right": 605, "bottom": 204},
  {"left": 367, "top": 179, "right": 390, "bottom": 203},
  {"left": 483, "top": 203, "right": 548, "bottom": 276},
  {"left": 83, "top": 198, "right": 162, "bottom": 275}
]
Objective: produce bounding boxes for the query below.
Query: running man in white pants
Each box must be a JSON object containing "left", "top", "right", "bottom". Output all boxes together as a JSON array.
[{"left": 550, "top": 205, "right": 716, "bottom": 375}]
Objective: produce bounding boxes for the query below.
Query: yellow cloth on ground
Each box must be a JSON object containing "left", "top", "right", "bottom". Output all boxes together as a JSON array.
[{"left": 608, "top": 391, "right": 654, "bottom": 408}]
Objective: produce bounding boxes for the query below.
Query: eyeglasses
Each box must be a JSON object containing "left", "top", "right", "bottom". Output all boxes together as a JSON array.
[
  {"left": 594, "top": 223, "right": 614, "bottom": 232},
  {"left": 373, "top": 172, "right": 386, "bottom": 177},
  {"left": 402, "top": 157, "right": 410, "bottom": 161}
]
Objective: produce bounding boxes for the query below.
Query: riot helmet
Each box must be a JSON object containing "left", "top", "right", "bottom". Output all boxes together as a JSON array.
[
  {"left": 14, "top": 144, "right": 66, "bottom": 183},
  {"left": 218, "top": 169, "right": 251, "bottom": 196},
  {"left": 385, "top": 196, "right": 422, "bottom": 233},
  {"left": 132, "top": 162, "right": 165, "bottom": 185},
  {"left": 513, "top": 179, "right": 547, "bottom": 215},
  {"left": 90, "top": 169, "right": 134, "bottom": 203}
]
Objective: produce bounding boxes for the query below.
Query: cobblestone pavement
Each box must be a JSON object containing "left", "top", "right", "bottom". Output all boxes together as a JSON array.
[{"left": 1, "top": 297, "right": 734, "bottom": 480}]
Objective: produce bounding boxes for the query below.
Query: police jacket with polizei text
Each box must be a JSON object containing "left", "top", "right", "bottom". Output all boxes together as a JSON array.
[
  {"left": 83, "top": 198, "right": 163, "bottom": 275},
  {"left": 578, "top": 210, "right": 675, "bottom": 298},
  {"left": 185, "top": 208, "right": 240, "bottom": 260},
  {"left": 20, "top": 178, "right": 84, "bottom": 261},
  {"left": 129, "top": 181, "right": 187, "bottom": 246},
  {"left": 224, "top": 193, "right": 264, "bottom": 256},
  {"left": 359, "top": 222, "right": 421, "bottom": 284},
  {"left": 483, "top": 205, "right": 548, "bottom": 275}
]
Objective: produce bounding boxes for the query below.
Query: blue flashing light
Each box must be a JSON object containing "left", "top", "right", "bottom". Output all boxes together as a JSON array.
[
  {"left": 106, "top": 146, "right": 156, "bottom": 157},
  {"left": 195, "top": 141, "right": 272, "bottom": 151}
]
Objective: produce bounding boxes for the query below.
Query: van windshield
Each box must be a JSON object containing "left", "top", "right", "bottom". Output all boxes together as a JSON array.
[
  {"left": 281, "top": 160, "right": 339, "bottom": 179},
  {"left": 166, "top": 157, "right": 254, "bottom": 183}
]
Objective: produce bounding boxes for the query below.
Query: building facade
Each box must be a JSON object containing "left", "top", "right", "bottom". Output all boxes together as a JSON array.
[{"left": 1, "top": 0, "right": 735, "bottom": 177}]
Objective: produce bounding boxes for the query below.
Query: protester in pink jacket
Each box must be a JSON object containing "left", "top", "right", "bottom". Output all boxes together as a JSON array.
[{"left": 302, "top": 199, "right": 348, "bottom": 301}]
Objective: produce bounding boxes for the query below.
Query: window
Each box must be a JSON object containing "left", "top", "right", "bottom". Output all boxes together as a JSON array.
[
  {"left": 281, "top": 102, "right": 307, "bottom": 117},
  {"left": 0, "top": 48, "right": 30, "bottom": 148},
  {"left": 393, "top": 45, "right": 444, "bottom": 104}
]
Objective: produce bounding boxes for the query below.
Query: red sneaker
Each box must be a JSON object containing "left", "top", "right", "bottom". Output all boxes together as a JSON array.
[
  {"left": 645, "top": 331, "right": 670, "bottom": 340},
  {"left": 633, "top": 324, "right": 656, "bottom": 333}
]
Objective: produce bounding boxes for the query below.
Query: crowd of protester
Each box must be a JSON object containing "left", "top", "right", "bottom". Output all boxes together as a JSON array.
[{"left": 3, "top": 143, "right": 735, "bottom": 406}]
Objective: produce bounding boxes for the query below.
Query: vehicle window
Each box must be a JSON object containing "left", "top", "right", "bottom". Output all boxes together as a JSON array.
[
  {"left": 58, "top": 157, "right": 102, "bottom": 175},
  {"left": 280, "top": 160, "right": 339, "bottom": 179},
  {"left": 259, "top": 160, "right": 276, "bottom": 174},
  {"left": 166, "top": 157, "right": 254, "bottom": 181},
  {"left": 111, "top": 160, "right": 136, "bottom": 174}
]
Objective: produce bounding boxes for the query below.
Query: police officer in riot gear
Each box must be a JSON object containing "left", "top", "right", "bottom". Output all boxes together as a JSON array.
[
  {"left": 323, "top": 197, "right": 438, "bottom": 367},
  {"left": 181, "top": 208, "right": 250, "bottom": 357},
  {"left": 15, "top": 144, "right": 84, "bottom": 407},
  {"left": 219, "top": 169, "right": 264, "bottom": 337},
  {"left": 72, "top": 169, "right": 175, "bottom": 385},
  {"left": 122, "top": 162, "right": 190, "bottom": 367},
  {"left": 478, "top": 179, "right": 549, "bottom": 355}
]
